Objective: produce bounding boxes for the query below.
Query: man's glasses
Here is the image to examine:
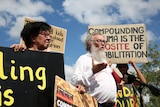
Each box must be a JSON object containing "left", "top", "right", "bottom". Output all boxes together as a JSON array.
[{"left": 91, "top": 39, "right": 106, "bottom": 44}]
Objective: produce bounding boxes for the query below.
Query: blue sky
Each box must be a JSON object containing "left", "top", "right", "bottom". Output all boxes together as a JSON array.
[{"left": 0, "top": 0, "right": 160, "bottom": 82}]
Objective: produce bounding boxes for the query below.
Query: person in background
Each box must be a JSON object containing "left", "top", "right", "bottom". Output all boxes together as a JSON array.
[
  {"left": 116, "top": 60, "right": 146, "bottom": 89},
  {"left": 116, "top": 60, "right": 147, "bottom": 107},
  {"left": 10, "top": 21, "right": 51, "bottom": 51},
  {"left": 71, "top": 32, "right": 117, "bottom": 107}
]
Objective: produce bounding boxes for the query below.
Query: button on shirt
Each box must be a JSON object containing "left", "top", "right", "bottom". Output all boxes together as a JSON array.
[{"left": 71, "top": 53, "right": 117, "bottom": 103}]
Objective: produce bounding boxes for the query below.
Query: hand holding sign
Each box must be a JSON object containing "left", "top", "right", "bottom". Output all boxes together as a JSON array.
[{"left": 88, "top": 24, "right": 148, "bottom": 63}]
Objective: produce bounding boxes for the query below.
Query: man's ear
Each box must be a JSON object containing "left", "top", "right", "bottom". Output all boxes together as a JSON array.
[{"left": 86, "top": 42, "right": 91, "bottom": 51}]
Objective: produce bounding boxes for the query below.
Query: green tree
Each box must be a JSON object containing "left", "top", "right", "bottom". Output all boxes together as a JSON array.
[{"left": 140, "top": 42, "right": 160, "bottom": 107}]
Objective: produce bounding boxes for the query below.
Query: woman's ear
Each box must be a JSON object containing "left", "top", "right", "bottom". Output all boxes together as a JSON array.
[{"left": 31, "top": 35, "right": 36, "bottom": 42}]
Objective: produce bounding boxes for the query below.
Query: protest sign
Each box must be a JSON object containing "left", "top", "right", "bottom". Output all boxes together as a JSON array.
[
  {"left": 23, "top": 17, "right": 67, "bottom": 53},
  {"left": 116, "top": 84, "right": 141, "bottom": 107},
  {"left": 0, "top": 46, "right": 65, "bottom": 107},
  {"left": 88, "top": 24, "right": 148, "bottom": 63},
  {"left": 54, "top": 75, "right": 98, "bottom": 107}
]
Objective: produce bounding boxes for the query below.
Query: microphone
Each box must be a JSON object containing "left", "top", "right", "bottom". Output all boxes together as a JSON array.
[
  {"left": 123, "top": 73, "right": 160, "bottom": 96},
  {"left": 148, "top": 85, "right": 160, "bottom": 96}
]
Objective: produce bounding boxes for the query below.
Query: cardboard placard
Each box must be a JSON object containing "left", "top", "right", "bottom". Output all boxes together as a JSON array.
[
  {"left": 23, "top": 17, "right": 67, "bottom": 54},
  {"left": 88, "top": 24, "right": 148, "bottom": 63},
  {"left": 54, "top": 75, "right": 98, "bottom": 107}
]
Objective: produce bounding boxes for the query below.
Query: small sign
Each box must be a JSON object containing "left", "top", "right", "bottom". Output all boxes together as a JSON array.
[
  {"left": 116, "top": 84, "right": 141, "bottom": 107},
  {"left": 54, "top": 75, "right": 98, "bottom": 107},
  {"left": 23, "top": 17, "right": 67, "bottom": 53}
]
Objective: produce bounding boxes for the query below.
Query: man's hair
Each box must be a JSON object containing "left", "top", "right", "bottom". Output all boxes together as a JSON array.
[
  {"left": 85, "top": 31, "right": 103, "bottom": 51},
  {"left": 21, "top": 21, "right": 51, "bottom": 48}
]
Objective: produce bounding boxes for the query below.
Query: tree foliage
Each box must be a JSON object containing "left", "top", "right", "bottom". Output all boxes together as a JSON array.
[{"left": 140, "top": 42, "right": 160, "bottom": 106}]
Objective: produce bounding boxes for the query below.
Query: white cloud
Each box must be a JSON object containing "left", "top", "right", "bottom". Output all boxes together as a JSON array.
[
  {"left": 63, "top": 0, "right": 160, "bottom": 25},
  {"left": 8, "top": 16, "right": 46, "bottom": 39},
  {"left": 0, "top": 0, "right": 53, "bottom": 16},
  {"left": 63, "top": 0, "right": 117, "bottom": 25},
  {"left": 0, "top": 0, "right": 54, "bottom": 39},
  {"left": 80, "top": 32, "right": 87, "bottom": 43},
  {"left": 63, "top": 0, "right": 160, "bottom": 48},
  {"left": 0, "top": 16, "right": 6, "bottom": 27},
  {"left": 146, "top": 30, "right": 156, "bottom": 43},
  {"left": 0, "top": 13, "right": 13, "bottom": 27},
  {"left": 7, "top": 17, "right": 24, "bottom": 38},
  {"left": 64, "top": 64, "right": 74, "bottom": 83}
]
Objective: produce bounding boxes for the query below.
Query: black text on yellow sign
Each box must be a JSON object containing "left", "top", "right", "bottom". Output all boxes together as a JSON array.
[{"left": 116, "top": 86, "right": 140, "bottom": 107}]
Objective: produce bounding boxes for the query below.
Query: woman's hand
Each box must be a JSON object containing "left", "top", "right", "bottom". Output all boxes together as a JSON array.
[{"left": 10, "top": 44, "right": 27, "bottom": 52}]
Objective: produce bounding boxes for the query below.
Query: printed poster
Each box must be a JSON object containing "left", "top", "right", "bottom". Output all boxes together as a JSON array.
[
  {"left": 54, "top": 75, "right": 98, "bottom": 107},
  {"left": 116, "top": 84, "right": 141, "bottom": 107},
  {"left": 88, "top": 24, "right": 148, "bottom": 63}
]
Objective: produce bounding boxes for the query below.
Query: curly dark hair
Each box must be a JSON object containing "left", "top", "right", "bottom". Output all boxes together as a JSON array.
[{"left": 21, "top": 21, "right": 51, "bottom": 48}]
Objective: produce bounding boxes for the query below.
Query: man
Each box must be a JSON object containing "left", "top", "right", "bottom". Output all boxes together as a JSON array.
[
  {"left": 71, "top": 32, "right": 117, "bottom": 107},
  {"left": 11, "top": 21, "right": 51, "bottom": 51}
]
